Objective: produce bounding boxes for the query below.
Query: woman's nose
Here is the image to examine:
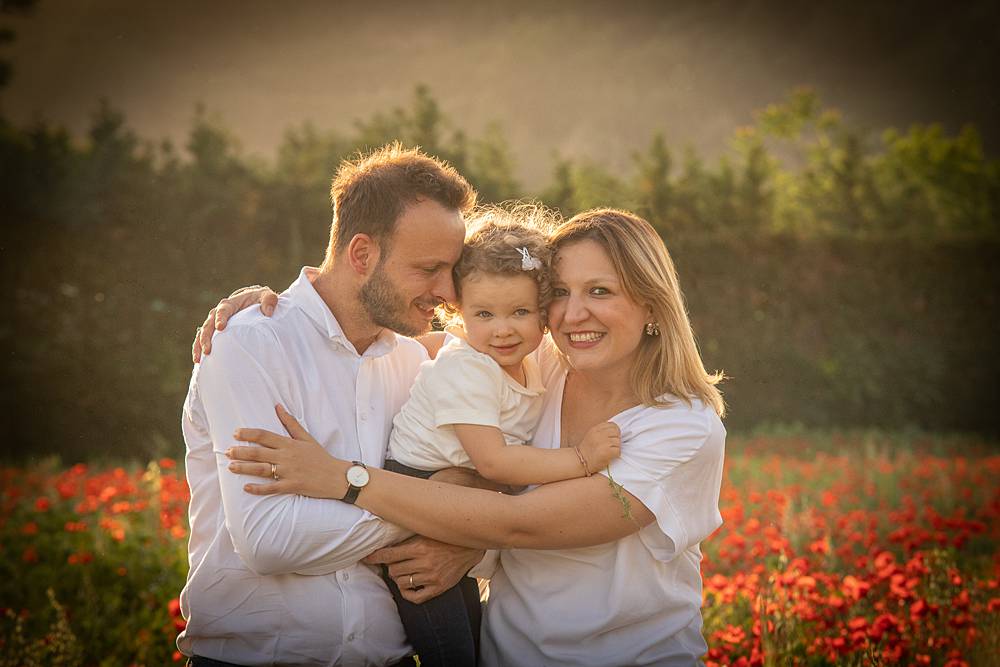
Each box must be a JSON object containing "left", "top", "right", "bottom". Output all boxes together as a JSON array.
[{"left": 563, "top": 294, "right": 588, "bottom": 323}]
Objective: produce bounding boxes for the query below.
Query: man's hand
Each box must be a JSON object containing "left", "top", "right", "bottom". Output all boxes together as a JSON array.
[{"left": 363, "top": 535, "right": 485, "bottom": 604}]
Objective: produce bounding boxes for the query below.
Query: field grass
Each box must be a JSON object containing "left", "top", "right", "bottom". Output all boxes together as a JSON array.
[{"left": 1, "top": 431, "right": 997, "bottom": 665}]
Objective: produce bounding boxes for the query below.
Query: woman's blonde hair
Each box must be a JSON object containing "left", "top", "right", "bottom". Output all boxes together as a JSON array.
[
  {"left": 438, "top": 202, "right": 560, "bottom": 328},
  {"left": 551, "top": 208, "right": 725, "bottom": 417}
]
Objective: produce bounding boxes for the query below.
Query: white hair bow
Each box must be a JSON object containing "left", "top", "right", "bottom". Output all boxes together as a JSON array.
[{"left": 518, "top": 247, "right": 543, "bottom": 271}]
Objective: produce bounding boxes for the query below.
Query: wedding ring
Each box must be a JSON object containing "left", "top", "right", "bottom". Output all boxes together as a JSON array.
[
  {"left": 409, "top": 574, "right": 415, "bottom": 589},
  {"left": 270, "top": 463, "right": 279, "bottom": 480}
]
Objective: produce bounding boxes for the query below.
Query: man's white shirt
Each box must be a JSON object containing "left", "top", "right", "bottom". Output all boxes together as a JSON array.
[{"left": 178, "top": 268, "right": 426, "bottom": 666}]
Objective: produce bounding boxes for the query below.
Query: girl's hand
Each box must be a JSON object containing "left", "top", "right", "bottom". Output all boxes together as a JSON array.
[
  {"left": 226, "top": 405, "right": 349, "bottom": 499},
  {"left": 192, "top": 284, "right": 280, "bottom": 362},
  {"left": 577, "top": 421, "right": 622, "bottom": 473}
]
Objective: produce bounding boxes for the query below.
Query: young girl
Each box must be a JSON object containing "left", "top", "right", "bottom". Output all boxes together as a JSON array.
[{"left": 382, "top": 206, "right": 621, "bottom": 667}]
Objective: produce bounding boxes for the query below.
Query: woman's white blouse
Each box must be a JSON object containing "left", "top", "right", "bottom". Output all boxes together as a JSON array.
[{"left": 480, "top": 342, "right": 726, "bottom": 666}]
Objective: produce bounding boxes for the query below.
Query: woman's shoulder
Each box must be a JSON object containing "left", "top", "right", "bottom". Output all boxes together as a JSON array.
[{"left": 616, "top": 396, "right": 725, "bottom": 459}]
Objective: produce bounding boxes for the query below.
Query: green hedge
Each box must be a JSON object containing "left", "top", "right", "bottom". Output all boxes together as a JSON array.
[{"left": 2, "top": 89, "right": 998, "bottom": 460}]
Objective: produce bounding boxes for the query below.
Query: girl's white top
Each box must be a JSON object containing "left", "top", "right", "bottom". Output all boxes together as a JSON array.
[
  {"left": 478, "top": 340, "right": 726, "bottom": 666},
  {"left": 387, "top": 336, "right": 545, "bottom": 471}
]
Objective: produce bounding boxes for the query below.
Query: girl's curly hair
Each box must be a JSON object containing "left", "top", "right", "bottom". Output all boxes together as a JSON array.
[{"left": 438, "top": 202, "right": 560, "bottom": 327}]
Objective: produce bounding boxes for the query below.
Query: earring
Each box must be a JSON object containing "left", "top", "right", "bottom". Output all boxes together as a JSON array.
[{"left": 645, "top": 322, "right": 660, "bottom": 336}]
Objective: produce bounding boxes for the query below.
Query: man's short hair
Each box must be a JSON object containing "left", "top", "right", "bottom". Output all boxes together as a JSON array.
[{"left": 325, "top": 143, "right": 476, "bottom": 260}]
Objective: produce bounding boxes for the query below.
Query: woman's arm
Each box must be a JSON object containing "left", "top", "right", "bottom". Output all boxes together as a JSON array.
[
  {"left": 453, "top": 422, "right": 620, "bottom": 486},
  {"left": 227, "top": 407, "right": 654, "bottom": 550}
]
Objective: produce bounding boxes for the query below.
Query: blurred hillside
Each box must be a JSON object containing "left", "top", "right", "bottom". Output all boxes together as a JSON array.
[
  {"left": 1, "top": 85, "right": 997, "bottom": 461},
  {"left": 2, "top": 0, "right": 999, "bottom": 185}
]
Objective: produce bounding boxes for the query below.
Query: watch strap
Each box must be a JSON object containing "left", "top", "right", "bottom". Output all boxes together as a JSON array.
[{"left": 342, "top": 460, "right": 366, "bottom": 505}]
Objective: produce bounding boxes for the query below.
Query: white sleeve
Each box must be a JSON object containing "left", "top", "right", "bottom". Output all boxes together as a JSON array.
[
  {"left": 193, "top": 324, "right": 410, "bottom": 576},
  {"left": 602, "top": 404, "right": 725, "bottom": 562},
  {"left": 467, "top": 549, "right": 500, "bottom": 580},
  {"left": 428, "top": 351, "right": 504, "bottom": 429}
]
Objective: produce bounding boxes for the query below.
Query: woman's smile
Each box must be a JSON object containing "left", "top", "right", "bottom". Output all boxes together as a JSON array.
[{"left": 566, "top": 331, "right": 605, "bottom": 346}]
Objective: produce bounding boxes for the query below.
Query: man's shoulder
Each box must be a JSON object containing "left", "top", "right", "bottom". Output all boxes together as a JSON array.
[
  {"left": 203, "top": 298, "right": 303, "bottom": 360},
  {"left": 391, "top": 332, "right": 430, "bottom": 357}
]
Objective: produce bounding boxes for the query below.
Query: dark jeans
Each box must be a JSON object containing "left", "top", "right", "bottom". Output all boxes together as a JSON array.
[
  {"left": 383, "top": 459, "right": 482, "bottom": 667},
  {"left": 188, "top": 655, "right": 418, "bottom": 667}
]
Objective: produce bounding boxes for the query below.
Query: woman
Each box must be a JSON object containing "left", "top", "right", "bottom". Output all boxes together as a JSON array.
[{"left": 219, "top": 209, "right": 725, "bottom": 666}]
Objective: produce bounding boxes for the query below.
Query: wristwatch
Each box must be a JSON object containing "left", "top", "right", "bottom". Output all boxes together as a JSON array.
[{"left": 342, "top": 461, "right": 370, "bottom": 504}]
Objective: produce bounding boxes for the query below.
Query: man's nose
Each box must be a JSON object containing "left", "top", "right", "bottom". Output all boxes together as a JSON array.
[{"left": 433, "top": 272, "right": 457, "bottom": 306}]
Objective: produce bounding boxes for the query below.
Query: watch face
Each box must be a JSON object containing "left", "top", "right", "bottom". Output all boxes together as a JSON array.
[{"left": 346, "top": 465, "right": 370, "bottom": 487}]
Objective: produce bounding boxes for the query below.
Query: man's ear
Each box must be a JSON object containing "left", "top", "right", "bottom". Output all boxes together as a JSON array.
[{"left": 346, "top": 234, "right": 381, "bottom": 276}]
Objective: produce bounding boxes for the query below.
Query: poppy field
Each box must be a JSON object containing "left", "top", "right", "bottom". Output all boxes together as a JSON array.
[{"left": 1, "top": 433, "right": 998, "bottom": 666}]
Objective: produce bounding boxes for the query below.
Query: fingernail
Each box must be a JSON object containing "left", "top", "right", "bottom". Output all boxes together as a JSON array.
[
  {"left": 225, "top": 448, "right": 233, "bottom": 457},
  {"left": 228, "top": 462, "right": 236, "bottom": 471}
]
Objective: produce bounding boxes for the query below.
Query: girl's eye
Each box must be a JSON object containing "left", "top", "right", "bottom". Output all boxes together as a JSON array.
[
  {"left": 475, "top": 311, "right": 493, "bottom": 319},
  {"left": 552, "top": 288, "right": 568, "bottom": 298},
  {"left": 514, "top": 308, "right": 531, "bottom": 317}
]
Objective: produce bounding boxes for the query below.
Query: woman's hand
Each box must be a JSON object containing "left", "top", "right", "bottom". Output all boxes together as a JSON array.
[
  {"left": 226, "top": 405, "right": 349, "bottom": 499},
  {"left": 192, "top": 285, "right": 280, "bottom": 362}
]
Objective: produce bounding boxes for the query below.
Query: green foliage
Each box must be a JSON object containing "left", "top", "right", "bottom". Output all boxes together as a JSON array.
[
  {"left": 0, "top": 460, "right": 189, "bottom": 665},
  {"left": 0, "top": 86, "right": 997, "bottom": 460}
]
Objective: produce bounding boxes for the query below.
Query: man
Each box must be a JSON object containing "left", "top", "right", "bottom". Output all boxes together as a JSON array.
[{"left": 180, "top": 144, "right": 482, "bottom": 666}]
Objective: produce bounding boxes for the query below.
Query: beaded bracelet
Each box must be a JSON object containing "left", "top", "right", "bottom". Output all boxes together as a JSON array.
[{"left": 573, "top": 446, "right": 592, "bottom": 477}]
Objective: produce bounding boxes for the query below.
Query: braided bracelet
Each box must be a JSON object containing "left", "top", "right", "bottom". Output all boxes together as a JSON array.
[{"left": 573, "top": 446, "right": 592, "bottom": 477}]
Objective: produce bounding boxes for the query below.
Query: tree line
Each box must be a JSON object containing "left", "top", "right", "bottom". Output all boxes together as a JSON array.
[{"left": 1, "top": 86, "right": 997, "bottom": 460}]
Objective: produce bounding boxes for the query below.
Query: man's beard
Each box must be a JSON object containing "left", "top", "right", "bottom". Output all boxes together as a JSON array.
[{"left": 358, "top": 262, "right": 431, "bottom": 338}]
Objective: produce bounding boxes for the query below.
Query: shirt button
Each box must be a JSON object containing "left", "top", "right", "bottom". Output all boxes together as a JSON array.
[
  {"left": 347, "top": 632, "right": 356, "bottom": 642},
  {"left": 359, "top": 412, "right": 368, "bottom": 421},
  {"left": 342, "top": 572, "right": 349, "bottom": 581}
]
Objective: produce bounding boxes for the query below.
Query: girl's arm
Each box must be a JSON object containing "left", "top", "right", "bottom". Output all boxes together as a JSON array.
[
  {"left": 453, "top": 422, "right": 620, "bottom": 486},
  {"left": 227, "top": 406, "right": 655, "bottom": 550}
]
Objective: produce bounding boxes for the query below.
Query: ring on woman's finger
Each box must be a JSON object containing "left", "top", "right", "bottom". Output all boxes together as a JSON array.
[
  {"left": 270, "top": 463, "right": 279, "bottom": 480},
  {"left": 409, "top": 574, "right": 415, "bottom": 589}
]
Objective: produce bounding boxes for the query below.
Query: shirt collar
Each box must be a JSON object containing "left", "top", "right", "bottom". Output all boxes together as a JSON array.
[
  {"left": 445, "top": 329, "right": 545, "bottom": 397},
  {"left": 284, "top": 267, "right": 399, "bottom": 358}
]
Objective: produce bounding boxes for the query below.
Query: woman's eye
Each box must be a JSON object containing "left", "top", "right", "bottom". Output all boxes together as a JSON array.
[
  {"left": 422, "top": 267, "right": 438, "bottom": 275},
  {"left": 590, "top": 287, "right": 609, "bottom": 296},
  {"left": 552, "top": 288, "right": 568, "bottom": 298},
  {"left": 514, "top": 308, "right": 531, "bottom": 316},
  {"left": 475, "top": 311, "right": 493, "bottom": 319}
]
